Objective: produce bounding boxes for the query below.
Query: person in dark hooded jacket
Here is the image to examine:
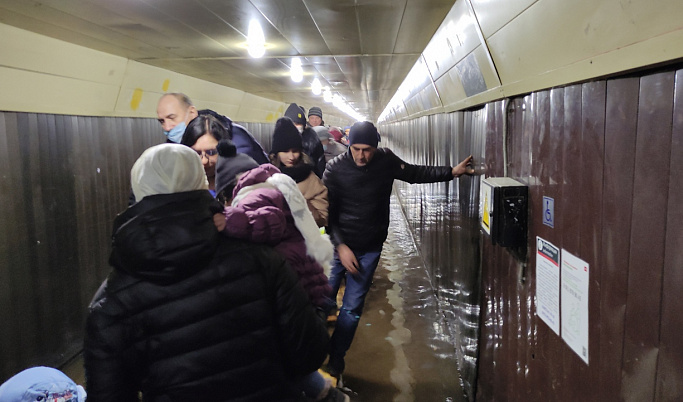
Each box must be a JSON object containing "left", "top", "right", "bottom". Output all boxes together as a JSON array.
[
  {"left": 84, "top": 143, "right": 329, "bottom": 402},
  {"left": 284, "top": 103, "right": 326, "bottom": 178}
]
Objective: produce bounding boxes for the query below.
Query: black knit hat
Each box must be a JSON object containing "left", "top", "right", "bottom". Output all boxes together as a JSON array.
[
  {"left": 214, "top": 139, "right": 259, "bottom": 197},
  {"left": 349, "top": 121, "right": 380, "bottom": 148},
  {"left": 271, "top": 117, "right": 303, "bottom": 153},
  {"left": 284, "top": 103, "right": 306, "bottom": 126},
  {"left": 308, "top": 106, "right": 323, "bottom": 119}
]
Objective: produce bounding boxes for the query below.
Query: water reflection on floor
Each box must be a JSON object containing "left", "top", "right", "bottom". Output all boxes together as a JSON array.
[{"left": 338, "top": 195, "right": 465, "bottom": 402}]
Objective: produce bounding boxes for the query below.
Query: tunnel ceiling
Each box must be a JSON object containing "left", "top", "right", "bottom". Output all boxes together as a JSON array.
[{"left": 0, "top": 0, "right": 456, "bottom": 121}]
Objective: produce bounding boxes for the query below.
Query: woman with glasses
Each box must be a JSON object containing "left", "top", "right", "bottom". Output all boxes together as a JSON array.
[{"left": 180, "top": 114, "right": 224, "bottom": 196}]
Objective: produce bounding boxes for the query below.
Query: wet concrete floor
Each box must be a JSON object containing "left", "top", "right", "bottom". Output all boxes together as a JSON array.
[
  {"left": 62, "top": 197, "right": 465, "bottom": 401},
  {"left": 334, "top": 197, "right": 465, "bottom": 402}
]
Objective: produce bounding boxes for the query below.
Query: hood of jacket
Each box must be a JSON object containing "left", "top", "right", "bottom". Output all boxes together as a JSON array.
[
  {"left": 109, "top": 190, "right": 222, "bottom": 284},
  {"left": 233, "top": 163, "right": 281, "bottom": 194}
]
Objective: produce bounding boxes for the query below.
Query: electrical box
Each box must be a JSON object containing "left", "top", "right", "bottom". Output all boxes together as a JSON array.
[{"left": 480, "top": 177, "right": 528, "bottom": 247}]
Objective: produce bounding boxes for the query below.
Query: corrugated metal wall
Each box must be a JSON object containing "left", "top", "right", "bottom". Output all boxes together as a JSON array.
[
  {"left": 381, "top": 64, "right": 683, "bottom": 401},
  {"left": 379, "top": 111, "right": 486, "bottom": 401},
  {"left": 0, "top": 113, "right": 274, "bottom": 381},
  {"left": 0, "top": 113, "right": 161, "bottom": 379}
]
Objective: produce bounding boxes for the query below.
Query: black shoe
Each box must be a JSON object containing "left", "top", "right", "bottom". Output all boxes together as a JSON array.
[{"left": 322, "top": 386, "right": 350, "bottom": 402}]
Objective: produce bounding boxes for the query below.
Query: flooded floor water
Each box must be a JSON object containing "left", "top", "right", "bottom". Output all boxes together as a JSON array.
[
  {"left": 336, "top": 196, "right": 465, "bottom": 402},
  {"left": 61, "top": 196, "right": 466, "bottom": 401}
]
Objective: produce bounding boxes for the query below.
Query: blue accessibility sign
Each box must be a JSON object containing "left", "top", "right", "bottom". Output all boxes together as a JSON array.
[{"left": 543, "top": 196, "right": 554, "bottom": 228}]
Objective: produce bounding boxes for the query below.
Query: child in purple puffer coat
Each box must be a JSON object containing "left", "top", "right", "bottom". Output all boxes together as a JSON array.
[
  {"left": 213, "top": 138, "right": 347, "bottom": 402},
  {"left": 222, "top": 163, "right": 333, "bottom": 310}
]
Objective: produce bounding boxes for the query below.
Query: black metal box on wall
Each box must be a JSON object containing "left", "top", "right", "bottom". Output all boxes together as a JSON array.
[{"left": 480, "top": 177, "right": 528, "bottom": 247}]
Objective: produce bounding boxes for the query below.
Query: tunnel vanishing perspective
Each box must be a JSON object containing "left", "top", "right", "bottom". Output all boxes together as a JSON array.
[{"left": 1, "top": 0, "right": 682, "bottom": 400}]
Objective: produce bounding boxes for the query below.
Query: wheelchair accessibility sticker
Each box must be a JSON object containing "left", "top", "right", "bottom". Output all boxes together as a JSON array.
[{"left": 543, "top": 196, "right": 554, "bottom": 228}]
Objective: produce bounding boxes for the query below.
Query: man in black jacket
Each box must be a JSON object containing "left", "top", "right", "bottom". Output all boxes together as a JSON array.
[
  {"left": 322, "top": 121, "right": 474, "bottom": 381},
  {"left": 85, "top": 144, "right": 329, "bottom": 401}
]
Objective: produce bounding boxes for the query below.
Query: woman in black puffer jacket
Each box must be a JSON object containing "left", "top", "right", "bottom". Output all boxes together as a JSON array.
[{"left": 84, "top": 144, "right": 328, "bottom": 402}]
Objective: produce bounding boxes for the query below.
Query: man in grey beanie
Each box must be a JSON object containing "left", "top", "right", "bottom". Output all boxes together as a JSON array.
[
  {"left": 308, "top": 106, "right": 324, "bottom": 127},
  {"left": 322, "top": 121, "right": 474, "bottom": 385}
]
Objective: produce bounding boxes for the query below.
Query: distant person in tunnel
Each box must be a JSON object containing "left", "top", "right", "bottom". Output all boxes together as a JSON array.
[
  {"left": 308, "top": 106, "right": 324, "bottom": 127},
  {"left": 284, "top": 103, "right": 326, "bottom": 178},
  {"left": 84, "top": 143, "right": 329, "bottom": 401},
  {"left": 322, "top": 121, "right": 475, "bottom": 384},
  {"left": 314, "top": 125, "right": 347, "bottom": 163},
  {"left": 156, "top": 92, "right": 268, "bottom": 164}
]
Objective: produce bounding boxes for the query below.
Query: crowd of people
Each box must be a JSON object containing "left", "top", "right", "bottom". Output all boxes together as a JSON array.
[{"left": 1, "top": 94, "right": 474, "bottom": 402}]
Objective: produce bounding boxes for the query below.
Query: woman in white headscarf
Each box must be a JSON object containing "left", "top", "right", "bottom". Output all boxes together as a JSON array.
[{"left": 84, "top": 143, "right": 330, "bottom": 401}]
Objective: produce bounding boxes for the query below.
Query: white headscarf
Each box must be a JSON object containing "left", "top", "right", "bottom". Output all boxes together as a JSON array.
[{"left": 131, "top": 143, "right": 208, "bottom": 202}]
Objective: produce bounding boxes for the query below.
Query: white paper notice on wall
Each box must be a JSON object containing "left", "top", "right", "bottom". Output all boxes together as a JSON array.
[
  {"left": 536, "top": 237, "right": 560, "bottom": 335},
  {"left": 561, "top": 249, "right": 590, "bottom": 365}
]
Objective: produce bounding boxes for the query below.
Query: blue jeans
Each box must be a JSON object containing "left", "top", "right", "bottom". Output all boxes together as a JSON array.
[
  {"left": 327, "top": 247, "right": 383, "bottom": 374},
  {"left": 295, "top": 370, "right": 328, "bottom": 399}
]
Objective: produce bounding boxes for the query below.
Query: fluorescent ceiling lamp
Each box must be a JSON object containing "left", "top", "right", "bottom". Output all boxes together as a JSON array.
[
  {"left": 291, "top": 57, "right": 303, "bottom": 83},
  {"left": 311, "top": 77, "right": 322, "bottom": 95},
  {"left": 323, "top": 87, "right": 332, "bottom": 103},
  {"left": 247, "top": 20, "right": 265, "bottom": 58},
  {"left": 332, "top": 93, "right": 365, "bottom": 122}
]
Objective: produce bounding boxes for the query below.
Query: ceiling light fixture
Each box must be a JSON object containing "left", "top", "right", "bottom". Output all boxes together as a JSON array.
[
  {"left": 291, "top": 58, "right": 303, "bottom": 83},
  {"left": 247, "top": 19, "right": 265, "bottom": 58},
  {"left": 323, "top": 87, "right": 332, "bottom": 103},
  {"left": 332, "top": 93, "right": 365, "bottom": 122},
  {"left": 311, "top": 77, "right": 322, "bottom": 95}
]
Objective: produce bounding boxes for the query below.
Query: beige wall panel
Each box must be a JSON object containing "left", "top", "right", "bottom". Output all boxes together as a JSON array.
[
  {"left": 470, "top": 0, "right": 538, "bottom": 38},
  {"left": 423, "top": 0, "right": 481, "bottom": 81},
  {"left": 418, "top": 84, "right": 445, "bottom": 115},
  {"left": 488, "top": 0, "right": 683, "bottom": 86},
  {"left": 0, "top": 67, "right": 121, "bottom": 115},
  {"left": 474, "top": 46, "right": 499, "bottom": 91},
  {"left": 435, "top": 67, "right": 469, "bottom": 108},
  {"left": 234, "top": 93, "right": 285, "bottom": 123},
  {"left": 404, "top": 93, "right": 425, "bottom": 117},
  {"left": 402, "top": 57, "right": 435, "bottom": 101},
  {"left": 389, "top": 104, "right": 409, "bottom": 121},
  {"left": 0, "top": 23, "right": 127, "bottom": 86},
  {"left": 501, "top": 28, "right": 683, "bottom": 97},
  {"left": 0, "top": 23, "right": 293, "bottom": 123},
  {"left": 443, "top": 86, "right": 504, "bottom": 113}
]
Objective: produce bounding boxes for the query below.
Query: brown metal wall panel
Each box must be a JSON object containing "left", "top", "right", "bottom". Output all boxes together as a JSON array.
[
  {"left": 0, "top": 111, "right": 161, "bottom": 381},
  {"left": 656, "top": 69, "right": 683, "bottom": 401},
  {"left": 526, "top": 89, "right": 560, "bottom": 401},
  {"left": 538, "top": 87, "right": 567, "bottom": 401},
  {"left": 623, "top": 71, "right": 675, "bottom": 401},
  {"left": 577, "top": 81, "right": 607, "bottom": 398},
  {"left": 384, "top": 65, "right": 683, "bottom": 401},
  {"left": 599, "top": 76, "right": 639, "bottom": 400},
  {"left": 0, "top": 112, "right": 16, "bottom": 376},
  {"left": 484, "top": 100, "right": 504, "bottom": 178}
]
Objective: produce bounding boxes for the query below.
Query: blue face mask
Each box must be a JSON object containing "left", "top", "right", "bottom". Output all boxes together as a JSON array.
[
  {"left": 163, "top": 121, "right": 186, "bottom": 143},
  {"left": 322, "top": 144, "right": 328, "bottom": 151}
]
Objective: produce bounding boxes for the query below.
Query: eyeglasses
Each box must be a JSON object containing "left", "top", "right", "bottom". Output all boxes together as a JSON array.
[{"left": 196, "top": 149, "right": 218, "bottom": 159}]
